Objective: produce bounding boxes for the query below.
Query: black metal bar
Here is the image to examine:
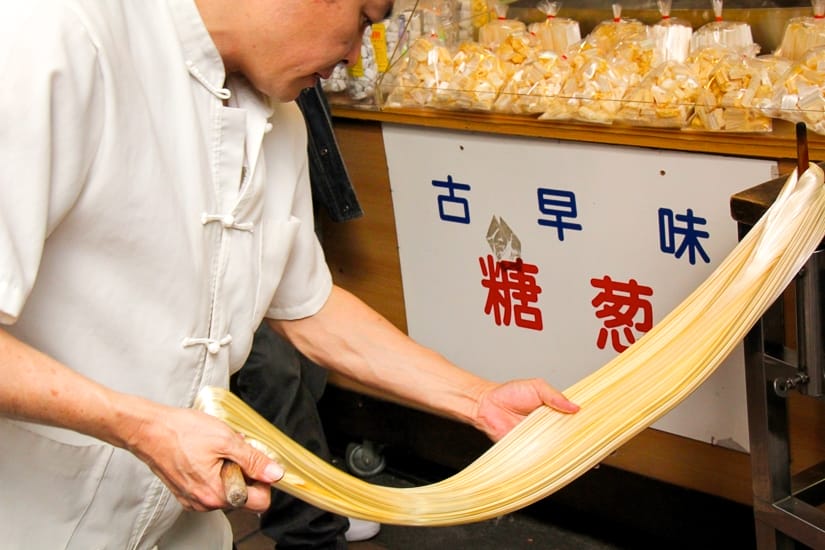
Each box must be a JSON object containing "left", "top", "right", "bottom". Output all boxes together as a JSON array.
[{"left": 797, "top": 250, "right": 825, "bottom": 397}]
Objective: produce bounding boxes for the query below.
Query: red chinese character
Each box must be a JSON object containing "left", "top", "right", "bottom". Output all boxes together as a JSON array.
[
  {"left": 479, "top": 255, "right": 543, "bottom": 330},
  {"left": 591, "top": 275, "right": 654, "bottom": 352}
]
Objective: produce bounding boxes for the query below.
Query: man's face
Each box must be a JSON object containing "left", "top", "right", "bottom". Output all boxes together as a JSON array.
[{"left": 227, "top": 0, "right": 395, "bottom": 102}]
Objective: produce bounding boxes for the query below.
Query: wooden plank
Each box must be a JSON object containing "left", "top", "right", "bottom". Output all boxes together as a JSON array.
[
  {"left": 319, "top": 119, "right": 407, "bottom": 333},
  {"left": 332, "top": 105, "right": 825, "bottom": 163}
]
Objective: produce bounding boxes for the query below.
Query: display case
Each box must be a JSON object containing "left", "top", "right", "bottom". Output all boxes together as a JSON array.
[{"left": 329, "top": 1, "right": 825, "bottom": 142}]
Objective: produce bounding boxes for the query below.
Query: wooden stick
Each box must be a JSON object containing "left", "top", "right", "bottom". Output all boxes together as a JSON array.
[{"left": 220, "top": 460, "right": 248, "bottom": 508}]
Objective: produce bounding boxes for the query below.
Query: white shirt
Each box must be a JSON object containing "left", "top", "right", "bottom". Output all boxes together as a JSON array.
[{"left": 0, "top": 0, "right": 332, "bottom": 548}]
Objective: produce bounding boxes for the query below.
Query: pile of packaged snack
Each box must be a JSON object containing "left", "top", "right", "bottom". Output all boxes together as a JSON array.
[{"left": 323, "top": 0, "right": 825, "bottom": 135}]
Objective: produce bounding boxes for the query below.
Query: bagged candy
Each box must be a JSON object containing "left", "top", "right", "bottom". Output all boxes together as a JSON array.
[
  {"left": 382, "top": 7, "right": 415, "bottom": 65},
  {"left": 579, "top": 3, "right": 647, "bottom": 56},
  {"left": 380, "top": 36, "right": 508, "bottom": 112},
  {"left": 443, "top": 41, "right": 508, "bottom": 111},
  {"left": 347, "top": 26, "right": 380, "bottom": 100},
  {"left": 321, "top": 64, "right": 348, "bottom": 93},
  {"left": 767, "top": 46, "right": 825, "bottom": 135},
  {"left": 453, "top": 0, "right": 491, "bottom": 42},
  {"left": 380, "top": 34, "right": 454, "bottom": 108},
  {"left": 478, "top": 1, "right": 526, "bottom": 49},
  {"left": 610, "top": 34, "right": 662, "bottom": 87},
  {"left": 492, "top": 30, "right": 541, "bottom": 77},
  {"left": 419, "top": 0, "right": 461, "bottom": 46},
  {"left": 527, "top": 1, "right": 581, "bottom": 55},
  {"left": 493, "top": 50, "right": 572, "bottom": 114},
  {"left": 649, "top": 0, "right": 693, "bottom": 62},
  {"left": 686, "top": 54, "right": 775, "bottom": 132},
  {"left": 689, "top": 0, "right": 757, "bottom": 54},
  {"left": 540, "top": 48, "right": 629, "bottom": 124},
  {"left": 615, "top": 60, "right": 701, "bottom": 128},
  {"left": 774, "top": 0, "right": 825, "bottom": 61}
]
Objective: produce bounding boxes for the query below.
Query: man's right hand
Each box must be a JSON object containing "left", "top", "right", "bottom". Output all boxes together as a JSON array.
[{"left": 121, "top": 403, "right": 284, "bottom": 512}]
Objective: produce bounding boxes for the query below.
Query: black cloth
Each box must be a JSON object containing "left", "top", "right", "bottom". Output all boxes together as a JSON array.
[
  {"left": 231, "top": 324, "right": 349, "bottom": 550},
  {"left": 297, "top": 83, "right": 362, "bottom": 223}
]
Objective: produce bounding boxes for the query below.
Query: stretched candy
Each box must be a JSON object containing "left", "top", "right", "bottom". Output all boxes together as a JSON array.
[{"left": 199, "top": 165, "right": 825, "bottom": 526}]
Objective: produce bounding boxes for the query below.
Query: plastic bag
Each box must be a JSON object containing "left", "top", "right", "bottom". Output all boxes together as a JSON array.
[
  {"left": 767, "top": 46, "right": 825, "bottom": 135},
  {"left": 578, "top": 3, "right": 647, "bottom": 56},
  {"left": 321, "top": 64, "right": 348, "bottom": 93},
  {"left": 610, "top": 35, "right": 663, "bottom": 87},
  {"left": 478, "top": 1, "right": 526, "bottom": 49},
  {"left": 347, "top": 26, "right": 380, "bottom": 100},
  {"left": 774, "top": 0, "right": 825, "bottom": 61},
  {"left": 540, "top": 48, "right": 629, "bottom": 124},
  {"left": 442, "top": 41, "right": 508, "bottom": 111},
  {"left": 380, "top": 34, "right": 454, "bottom": 108},
  {"left": 492, "top": 30, "right": 541, "bottom": 77},
  {"left": 615, "top": 60, "right": 701, "bottom": 128},
  {"left": 493, "top": 51, "right": 572, "bottom": 114},
  {"left": 527, "top": 1, "right": 581, "bottom": 55},
  {"left": 689, "top": 0, "right": 756, "bottom": 54},
  {"left": 649, "top": 0, "right": 693, "bottom": 63},
  {"left": 686, "top": 54, "right": 776, "bottom": 132}
]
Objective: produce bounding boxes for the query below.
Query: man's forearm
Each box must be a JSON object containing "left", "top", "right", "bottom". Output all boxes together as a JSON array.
[
  {"left": 0, "top": 327, "right": 152, "bottom": 450},
  {"left": 268, "top": 286, "right": 496, "bottom": 431}
]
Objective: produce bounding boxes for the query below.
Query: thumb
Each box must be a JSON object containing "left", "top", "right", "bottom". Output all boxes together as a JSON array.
[
  {"left": 536, "top": 382, "right": 580, "bottom": 414},
  {"left": 232, "top": 441, "right": 285, "bottom": 484}
]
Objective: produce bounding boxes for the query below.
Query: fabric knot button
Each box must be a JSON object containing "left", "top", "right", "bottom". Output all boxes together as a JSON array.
[
  {"left": 222, "top": 214, "right": 236, "bottom": 227},
  {"left": 264, "top": 122, "right": 274, "bottom": 133},
  {"left": 207, "top": 341, "right": 221, "bottom": 354}
]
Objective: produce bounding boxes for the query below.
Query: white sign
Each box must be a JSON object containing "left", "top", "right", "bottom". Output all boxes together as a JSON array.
[{"left": 383, "top": 123, "right": 777, "bottom": 449}]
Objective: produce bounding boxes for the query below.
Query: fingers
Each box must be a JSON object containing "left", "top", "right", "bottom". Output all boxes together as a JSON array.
[
  {"left": 538, "top": 383, "right": 580, "bottom": 414},
  {"left": 243, "top": 480, "right": 277, "bottom": 513},
  {"left": 221, "top": 437, "right": 284, "bottom": 512},
  {"left": 228, "top": 439, "right": 285, "bottom": 485},
  {"left": 475, "top": 378, "right": 580, "bottom": 441},
  {"left": 215, "top": 462, "right": 273, "bottom": 513},
  {"left": 177, "top": 447, "right": 283, "bottom": 512}
]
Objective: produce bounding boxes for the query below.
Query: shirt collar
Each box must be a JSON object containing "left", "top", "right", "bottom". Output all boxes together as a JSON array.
[{"left": 167, "top": 0, "right": 228, "bottom": 99}]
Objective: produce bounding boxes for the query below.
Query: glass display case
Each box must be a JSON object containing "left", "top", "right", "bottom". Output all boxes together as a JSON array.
[{"left": 326, "top": 0, "right": 825, "bottom": 137}]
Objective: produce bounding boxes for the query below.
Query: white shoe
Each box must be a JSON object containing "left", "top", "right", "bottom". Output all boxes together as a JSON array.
[{"left": 344, "top": 518, "right": 381, "bottom": 542}]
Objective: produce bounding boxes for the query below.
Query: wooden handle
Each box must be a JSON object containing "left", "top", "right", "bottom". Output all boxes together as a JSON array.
[{"left": 220, "top": 460, "right": 248, "bottom": 508}]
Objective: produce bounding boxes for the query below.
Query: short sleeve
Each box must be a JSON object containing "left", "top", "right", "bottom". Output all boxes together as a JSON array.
[
  {"left": 0, "top": 4, "right": 103, "bottom": 323},
  {"left": 261, "top": 101, "right": 333, "bottom": 320}
]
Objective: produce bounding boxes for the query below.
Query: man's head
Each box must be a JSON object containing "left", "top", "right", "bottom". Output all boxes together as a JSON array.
[{"left": 197, "top": 0, "right": 394, "bottom": 101}]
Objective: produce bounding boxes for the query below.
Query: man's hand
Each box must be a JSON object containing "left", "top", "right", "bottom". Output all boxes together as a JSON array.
[
  {"left": 473, "top": 378, "right": 579, "bottom": 442},
  {"left": 124, "top": 405, "right": 284, "bottom": 512},
  {"left": 0, "top": 329, "right": 284, "bottom": 512}
]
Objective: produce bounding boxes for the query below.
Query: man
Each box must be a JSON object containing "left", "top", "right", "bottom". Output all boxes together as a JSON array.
[{"left": 0, "top": 1, "right": 579, "bottom": 549}]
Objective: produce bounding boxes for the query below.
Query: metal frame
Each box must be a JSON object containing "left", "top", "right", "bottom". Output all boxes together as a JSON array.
[{"left": 744, "top": 241, "right": 825, "bottom": 549}]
